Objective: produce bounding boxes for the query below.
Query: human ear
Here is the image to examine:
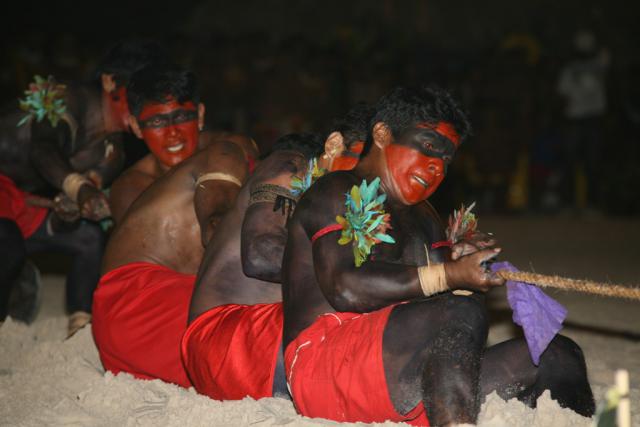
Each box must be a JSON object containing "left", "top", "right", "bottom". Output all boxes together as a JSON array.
[
  {"left": 324, "top": 131, "right": 345, "bottom": 158},
  {"left": 197, "top": 103, "right": 206, "bottom": 131},
  {"left": 101, "top": 74, "right": 116, "bottom": 93},
  {"left": 129, "top": 115, "right": 143, "bottom": 139},
  {"left": 372, "top": 122, "right": 392, "bottom": 149}
]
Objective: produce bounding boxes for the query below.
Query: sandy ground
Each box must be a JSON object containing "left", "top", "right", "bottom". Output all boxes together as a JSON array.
[{"left": 1, "top": 215, "right": 639, "bottom": 426}]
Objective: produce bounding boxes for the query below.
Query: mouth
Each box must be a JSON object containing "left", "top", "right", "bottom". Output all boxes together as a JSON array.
[
  {"left": 166, "top": 143, "right": 184, "bottom": 153},
  {"left": 412, "top": 175, "right": 429, "bottom": 189}
]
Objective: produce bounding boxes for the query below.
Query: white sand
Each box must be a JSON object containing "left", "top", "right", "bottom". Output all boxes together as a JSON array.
[
  {"left": 0, "top": 315, "right": 596, "bottom": 427},
  {"left": 2, "top": 216, "right": 639, "bottom": 426}
]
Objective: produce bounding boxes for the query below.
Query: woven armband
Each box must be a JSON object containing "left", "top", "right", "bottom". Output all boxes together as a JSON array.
[
  {"left": 196, "top": 172, "right": 242, "bottom": 188},
  {"left": 248, "top": 183, "right": 297, "bottom": 206},
  {"left": 417, "top": 263, "right": 448, "bottom": 297},
  {"left": 62, "top": 172, "right": 91, "bottom": 202}
]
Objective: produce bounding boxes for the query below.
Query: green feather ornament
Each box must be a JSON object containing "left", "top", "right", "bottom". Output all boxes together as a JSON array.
[
  {"left": 17, "top": 75, "right": 67, "bottom": 128},
  {"left": 336, "top": 177, "right": 395, "bottom": 267},
  {"left": 290, "top": 158, "right": 327, "bottom": 198}
]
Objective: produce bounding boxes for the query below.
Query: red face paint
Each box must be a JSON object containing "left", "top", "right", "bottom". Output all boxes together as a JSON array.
[
  {"left": 384, "top": 144, "right": 445, "bottom": 204},
  {"left": 106, "top": 86, "right": 131, "bottom": 131},
  {"left": 330, "top": 141, "right": 365, "bottom": 171},
  {"left": 138, "top": 99, "right": 199, "bottom": 167}
]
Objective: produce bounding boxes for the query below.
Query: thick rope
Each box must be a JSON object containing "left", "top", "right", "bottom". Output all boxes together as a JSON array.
[{"left": 497, "top": 270, "right": 640, "bottom": 301}]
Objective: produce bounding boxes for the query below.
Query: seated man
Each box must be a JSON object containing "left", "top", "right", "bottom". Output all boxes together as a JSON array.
[
  {"left": 92, "top": 65, "right": 255, "bottom": 388},
  {"left": 183, "top": 132, "right": 323, "bottom": 400},
  {"left": 108, "top": 64, "right": 258, "bottom": 224},
  {"left": 0, "top": 39, "right": 168, "bottom": 334},
  {"left": 281, "top": 86, "right": 595, "bottom": 426},
  {"left": 321, "top": 102, "right": 373, "bottom": 172},
  {"left": 182, "top": 106, "right": 375, "bottom": 401}
]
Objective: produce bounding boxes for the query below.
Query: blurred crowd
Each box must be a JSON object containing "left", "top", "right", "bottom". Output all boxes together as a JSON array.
[{"left": 2, "top": 15, "right": 639, "bottom": 217}]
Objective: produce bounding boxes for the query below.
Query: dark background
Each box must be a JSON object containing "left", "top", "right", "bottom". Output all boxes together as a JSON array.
[{"left": 2, "top": 0, "right": 639, "bottom": 216}]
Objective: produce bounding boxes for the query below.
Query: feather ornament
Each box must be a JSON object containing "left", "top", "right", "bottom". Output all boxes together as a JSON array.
[
  {"left": 17, "top": 75, "right": 67, "bottom": 128},
  {"left": 446, "top": 201, "right": 478, "bottom": 244},
  {"left": 336, "top": 177, "right": 395, "bottom": 267},
  {"left": 290, "top": 158, "right": 326, "bottom": 197}
]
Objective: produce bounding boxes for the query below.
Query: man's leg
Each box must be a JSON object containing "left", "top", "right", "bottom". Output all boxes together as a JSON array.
[
  {"left": 8, "top": 259, "right": 42, "bottom": 323},
  {"left": 479, "top": 335, "right": 595, "bottom": 417},
  {"left": 25, "top": 216, "right": 105, "bottom": 334},
  {"left": 382, "top": 293, "right": 489, "bottom": 426},
  {"left": 0, "top": 218, "right": 26, "bottom": 320}
]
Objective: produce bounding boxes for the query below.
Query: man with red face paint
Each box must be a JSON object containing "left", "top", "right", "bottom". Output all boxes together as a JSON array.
[
  {"left": 0, "top": 39, "right": 168, "bottom": 335},
  {"left": 108, "top": 64, "right": 258, "bottom": 224},
  {"left": 182, "top": 103, "right": 377, "bottom": 401},
  {"left": 92, "top": 63, "right": 257, "bottom": 387},
  {"left": 317, "top": 102, "right": 373, "bottom": 172},
  {"left": 280, "top": 86, "right": 594, "bottom": 426}
]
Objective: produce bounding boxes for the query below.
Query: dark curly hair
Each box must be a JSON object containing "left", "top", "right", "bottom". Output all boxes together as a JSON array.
[
  {"left": 126, "top": 63, "right": 200, "bottom": 118},
  {"left": 94, "top": 38, "right": 170, "bottom": 88},
  {"left": 326, "top": 102, "right": 374, "bottom": 149},
  {"left": 364, "top": 85, "right": 472, "bottom": 154},
  {"left": 268, "top": 132, "right": 325, "bottom": 161}
]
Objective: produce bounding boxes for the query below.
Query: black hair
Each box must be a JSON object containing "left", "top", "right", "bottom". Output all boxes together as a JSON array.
[
  {"left": 326, "top": 102, "right": 374, "bottom": 149},
  {"left": 126, "top": 63, "right": 200, "bottom": 117},
  {"left": 94, "top": 39, "right": 170, "bottom": 87},
  {"left": 268, "top": 132, "right": 324, "bottom": 161},
  {"left": 363, "top": 85, "right": 472, "bottom": 155}
]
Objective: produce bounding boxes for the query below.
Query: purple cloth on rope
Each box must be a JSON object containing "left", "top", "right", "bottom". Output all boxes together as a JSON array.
[{"left": 491, "top": 261, "right": 568, "bottom": 365}]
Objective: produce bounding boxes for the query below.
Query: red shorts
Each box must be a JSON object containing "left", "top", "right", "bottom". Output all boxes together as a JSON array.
[
  {"left": 284, "top": 306, "right": 429, "bottom": 426},
  {"left": 92, "top": 262, "right": 195, "bottom": 387},
  {"left": 181, "top": 302, "right": 283, "bottom": 400},
  {"left": 0, "top": 174, "right": 47, "bottom": 238}
]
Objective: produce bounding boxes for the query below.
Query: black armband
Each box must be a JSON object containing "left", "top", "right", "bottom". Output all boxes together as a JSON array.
[{"left": 249, "top": 184, "right": 298, "bottom": 218}]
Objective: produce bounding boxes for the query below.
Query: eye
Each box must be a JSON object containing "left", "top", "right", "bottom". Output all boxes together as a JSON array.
[
  {"left": 425, "top": 142, "right": 433, "bottom": 151},
  {"left": 443, "top": 155, "right": 452, "bottom": 163},
  {"left": 151, "top": 118, "right": 164, "bottom": 126}
]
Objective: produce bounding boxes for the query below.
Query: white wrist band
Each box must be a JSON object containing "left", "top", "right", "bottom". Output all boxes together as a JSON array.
[
  {"left": 417, "top": 263, "right": 449, "bottom": 296},
  {"left": 62, "top": 173, "right": 90, "bottom": 202}
]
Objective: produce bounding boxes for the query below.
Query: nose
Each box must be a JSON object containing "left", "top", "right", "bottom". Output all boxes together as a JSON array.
[{"left": 168, "top": 125, "right": 179, "bottom": 136}]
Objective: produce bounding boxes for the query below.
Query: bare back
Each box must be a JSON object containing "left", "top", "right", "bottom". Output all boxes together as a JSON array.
[
  {"left": 189, "top": 149, "right": 307, "bottom": 322},
  {"left": 102, "top": 139, "right": 249, "bottom": 275}
]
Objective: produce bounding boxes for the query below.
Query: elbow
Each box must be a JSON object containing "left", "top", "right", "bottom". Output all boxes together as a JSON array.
[
  {"left": 241, "top": 253, "right": 281, "bottom": 282},
  {"left": 327, "top": 271, "right": 364, "bottom": 312},
  {"left": 241, "top": 235, "right": 285, "bottom": 282}
]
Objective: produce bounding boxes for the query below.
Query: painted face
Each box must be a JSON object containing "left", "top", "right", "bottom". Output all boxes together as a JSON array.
[
  {"left": 384, "top": 122, "right": 459, "bottom": 204},
  {"left": 330, "top": 141, "right": 364, "bottom": 171},
  {"left": 106, "top": 86, "right": 131, "bottom": 131},
  {"left": 137, "top": 99, "right": 199, "bottom": 167}
]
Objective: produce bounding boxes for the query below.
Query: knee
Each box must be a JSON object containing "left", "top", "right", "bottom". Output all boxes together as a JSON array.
[
  {"left": 443, "top": 294, "right": 489, "bottom": 337},
  {"left": 545, "top": 335, "right": 587, "bottom": 368}
]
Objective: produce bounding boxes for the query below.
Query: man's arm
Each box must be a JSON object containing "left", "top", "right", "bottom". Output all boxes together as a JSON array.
[
  {"left": 70, "top": 134, "right": 125, "bottom": 189},
  {"left": 193, "top": 140, "right": 249, "bottom": 247},
  {"left": 299, "top": 175, "right": 503, "bottom": 313},
  {"left": 29, "top": 120, "right": 76, "bottom": 188},
  {"left": 30, "top": 121, "right": 110, "bottom": 220},
  {"left": 240, "top": 176, "right": 298, "bottom": 282}
]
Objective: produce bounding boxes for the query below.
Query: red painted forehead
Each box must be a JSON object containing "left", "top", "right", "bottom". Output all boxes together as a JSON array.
[
  {"left": 138, "top": 98, "right": 197, "bottom": 120},
  {"left": 415, "top": 121, "right": 461, "bottom": 147}
]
